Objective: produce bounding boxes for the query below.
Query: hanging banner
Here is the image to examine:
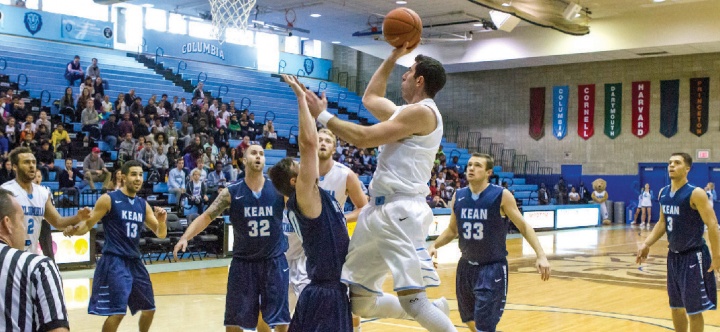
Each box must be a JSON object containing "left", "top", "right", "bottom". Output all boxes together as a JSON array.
[
  {"left": 552, "top": 86, "right": 569, "bottom": 140},
  {"left": 660, "top": 80, "right": 679, "bottom": 138},
  {"left": 604, "top": 83, "right": 622, "bottom": 139},
  {"left": 631, "top": 81, "right": 650, "bottom": 138},
  {"left": 529, "top": 87, "right": 546, "bottom": 141},
  {"left": 690, "top": 77, "right": 709, "bottom": 137},
  {"left": 577, "top": 84, "right": 595, "bottom": 140}
]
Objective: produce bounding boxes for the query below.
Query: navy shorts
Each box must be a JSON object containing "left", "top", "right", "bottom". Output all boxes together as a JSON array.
[
  {"left": 289, "top": 281, "right": 352, "bottom": 332},
  {"left": 456, "top": 258, "right": 507, "bottom": 331},
  {"left": 225, "top": 256, "right": 291, "bottom": 329},
  {"left": 667, "top": 245, "right": 717, "bottom": 315},
  {"left": 88, "top": 254, "right": 155, "bottom": 316}
]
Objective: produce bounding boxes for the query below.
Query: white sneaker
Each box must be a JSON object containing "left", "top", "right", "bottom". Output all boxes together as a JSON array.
[{"left": 433, "top": 297, "right": 450, "bottom": 317}]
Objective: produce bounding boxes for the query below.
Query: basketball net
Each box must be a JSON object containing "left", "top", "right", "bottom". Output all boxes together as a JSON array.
[{"left": 208, "top": 0, "right": 256, "bottom": 44}]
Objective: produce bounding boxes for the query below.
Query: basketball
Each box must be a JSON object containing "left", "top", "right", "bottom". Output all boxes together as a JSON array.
[{"left": 383, "top": 7, "right": 422, "bottom": 48}]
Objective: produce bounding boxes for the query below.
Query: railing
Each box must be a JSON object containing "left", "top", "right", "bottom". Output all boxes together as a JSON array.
[
  {"left": 17, "top": 73, "right": 27, "bottom": 86},
  {"left": 338, "top": 91, "right": 347, "bottom": 103},
  {"left": 338, "top": 72, "right": 348, "bottom": 87},
  {"left": 264, "top": 110, "right": 275, "bottom": 123},
  {"left": 240, "top": 97, "right": 251, "bottom": 110},
  {"left": 40, "top": 90, "right": 51, "bottom": 105},
  {"left": 513, "top": 154, "right": 527, "bottom": 175},
  {"left": 296, "top": 69, "right": 306, "bottom": 76},
  {"left": 501, "top": 149, "right": 515, "bottom": 173},
  {"left": 154, "top": 47, "right": 164, "bottom": 65},
  {"left": 539, "top": 167, "right": 554, "bottom": 175},
  {"left": 0, "top": 58, "right": 6, "bottom": 70},
  {"left": 448, "top": 149, "right": 461, "bottom": 160},
  {"left": 348, "top": 75, "right": 357, "bottom": 92},
  {"left": 137, "top": 38, "right": 147, "bottom": 55},
  {"left": 490, "top": 143, "right": 503, "bottom": 160},
  {"left": 278, "top": 60, "right": 286, "bottom": 73},
  {"left": 317, "top": 81, "right": 327, "bottom": 93},
  {"left": 464, "top": 131, "right": 482, "bottom": 151},
  {"left": 288, "top": 125, "right": 298, "bottom": 143},
  {"left": 479, "top": 137, "right": 492, "bottom": 155},
  {"left": 525, "top": 161, "right": 539, "bottom": 175},
  {"left": 197, "top": 72, "right": 208, "bottom": 83},
  {"left": 217, "top": 85, "right": 228, "bottom": 98},
  {"left": 177, "top": 61, "right": 187, "bottom": 75}
]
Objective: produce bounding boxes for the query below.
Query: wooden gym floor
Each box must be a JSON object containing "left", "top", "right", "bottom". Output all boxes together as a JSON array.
[{"left": 64, "top": 225, "right": 720, "bottom": 331}]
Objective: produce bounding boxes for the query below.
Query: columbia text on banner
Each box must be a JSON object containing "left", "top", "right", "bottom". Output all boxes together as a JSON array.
[
  {"left": 689, "top": 77, "right": 709, "bottom": 137},
  {"left": 604, "top": 83, "right": 622, "bottom": 139},
  {"left": 659, "top": 79, "right": 679, "bottom": 138},
  {"left": 529, "top": 87, "right": 546, "bottom": 141},
  {"left": 631, "top": 81, "right": 650, "bottom": 138},
  {"left": 552, "top": 86, "right": 569, "bottom": 140},
  {"left": 577, "top": 84, "right": 595, "bottom": 140}
]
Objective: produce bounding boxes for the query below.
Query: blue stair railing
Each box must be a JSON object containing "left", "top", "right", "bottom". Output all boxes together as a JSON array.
[
  {"left": 218, "top": 85, "right": 228, "bottom": 98},
  {"left": 154, "top": 47, "right": 164, "bottom": 65},
  {"left": 177, "top": 60, "right": 187, "bottom": 75},
  {"left": 240, "top": 97, "right": 251, "bottom": 110},
  {"left": 278, "top": 60, "right": 286, "bottom": 73}
]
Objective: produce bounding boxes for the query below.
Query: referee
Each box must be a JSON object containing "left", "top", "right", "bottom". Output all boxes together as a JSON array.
[{"left": 0, "top": 188, "right": 69, "bottom": 332}]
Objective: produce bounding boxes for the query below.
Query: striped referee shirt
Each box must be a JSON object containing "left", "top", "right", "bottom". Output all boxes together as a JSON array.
[{"left": 0, "top": 243, "right": 69, "bottom": 332}]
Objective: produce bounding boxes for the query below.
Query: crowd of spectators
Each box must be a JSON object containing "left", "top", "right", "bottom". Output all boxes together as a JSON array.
[{"left": 428, "top": 146, "right": 468, "bottom": 208}]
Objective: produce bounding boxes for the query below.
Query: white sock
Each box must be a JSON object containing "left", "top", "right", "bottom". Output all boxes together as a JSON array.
[
  {"left": 353, "top": 327, "right": 361, "bottom": 332},
  {"left": 351, "top": 293, "right": 411, "bottom": 319},
  {"left": 399, "top": 293, "right": 456, "bottom": 332}
]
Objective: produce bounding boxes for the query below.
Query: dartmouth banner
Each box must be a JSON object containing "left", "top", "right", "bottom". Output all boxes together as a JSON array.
[
  {"left": 577, "top": 84, "right": 595, "bottom": 140},
  {"left": 529, "top": 87, "right": 546, "bottom": 141},
  {"left": 660, "top": 80, "right": 679, "bottom": 138},
  {"left": 604, "top": 83, "right": 622, "bottom": 139},
  {"left": 690, "top": 77, "right": 709, "bottom": 137},
  {"left": 631, "top": 81, "right": 650, "bottom": 138},
  {"left": 552, "top": 85, "right": 569, "bottom": 140}
]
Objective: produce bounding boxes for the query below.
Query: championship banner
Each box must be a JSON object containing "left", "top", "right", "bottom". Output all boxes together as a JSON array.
[
  {"left": 604, "top": 83, "right": 622, "bottom": 139},
  {"left": 690, "top": 77, "right": 709, "bottom": 136},
  {"left": 631, "top": 81, "right": 650, "bottom": 138},
  {"left": 577, "top": 84, "right": 595, "bottom": 140},
  {"left": 529, "top": 87, "right": 546, "bottom": 141},
  {"left": 60, "top": 16, "right": 114, "bottom": 48},
  {"left": 660, "top": 80, "right": 679, "bottom": 138},
  {"left": 552, "top": 86, "right": 569, "bottom": 140}
]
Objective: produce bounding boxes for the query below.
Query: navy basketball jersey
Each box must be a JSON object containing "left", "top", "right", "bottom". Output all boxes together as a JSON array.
[
  {"left": 454, "top": 185, "right": 507, "bottom": 264},
  {"left": 286, "top": 189, "right": 349, "bottom": 282},
  {"left": 659, "top": 184, "right": 706, "bottom": 253},
  {"left": 101, "top": 190, "right": 147, "bottom": 258},
  {"left": 227, "top": 178, "right": 287, "bottom": 260}
]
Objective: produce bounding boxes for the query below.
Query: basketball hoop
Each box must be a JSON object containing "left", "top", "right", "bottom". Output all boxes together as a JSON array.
[
  {"left": 367, "top": 14, "right": 382, "bottom": 33},
  {"left": 285, "top": 9, "right": 297, "bottom": 29},
  {"left": 208, "top": 0, "right": 256, "bottom": 44}
]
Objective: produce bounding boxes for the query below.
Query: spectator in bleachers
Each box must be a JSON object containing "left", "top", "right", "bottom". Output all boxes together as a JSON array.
[
  {"left": 166, "top": 143, "right": 179, "bottom": 168},
  {"left": 193, "top": 159, "right": 208, "bottom": 183},
  {"left": 186, "top": 168, "right": 208, "bottom": 212},
  {"left": 133, "top": 117, "right": 150, "bottom": 140},
  {"left": 578, "top": 181, "right": 591, "bottom": 204},
  {"left": 18, "top": 129, "right": 36, "bottom": 152},
  {"left": 118, "top": 133, "right": 135, "bottom": 162},
  {"left": 35, "top": 124, "right": 50, "bottom": 143},
  {"left": 93, "top": 93, "right": 103, "bottom": 113},
  {"left": 165, "top": 119, "right": 179, "bottom": 146},
  {"left": 129, "top": 97, "right": 143, "bottom": 122},
  {"left": 429, "top": 195, "right": 448, "bottom": 209},
  {"left": 36, "top": 141, "right": 58, "bottom": 180},
  {"left": 182, "top": 150, "right": 197, "bottom": 173},
  {"left": 83, "top": 147, "right": 110, "bottom": 191},
  {"left": 64, "top": 55, "right": 84, "bottom": 86},
  {"left": 152, "top": 147, "right": 169, "bottom": 179},
  {"left": 228, "top": 100, "right": 237, "bottom": 113},
  {"left": 214, "top": 127, "right": 228, "bottom": 149},
  {"left": 101, "top": 114, "right": 119, "bottom": 148},
  {"left": 81, "top": 99, "right": 100, "bottom": 139},
  {"left": 0, "top": 159, "right": 14, "bottom": 184},
  {"left": 209, "top": 99, "right": 219, "bottom": 116},
  {"left": 118, "top": 113, "right": 133, "bottom": 138},
  {"left": 194, "top": 104, "right": 210, "bottom": 134},
  {"left": 206, "top": 161, "right": 226, "bottom": 196},
  {"left": 101, "top": 95, "right": 113, "bottom": 118},
  {"left": 144, "top": 98, "right": 158, "bottom": 121},
  {"left": 175, "top": 97, "right": 187, "bottom": 115},
  {"left": 193, "top": 82, "right": 206, "bottom": 104},
  {"left": 103, "top": 169, "right": 124, "bottom": 192},
  {"left": 237, "top": 135, "right": 251, "bottom": 157},
  {"left": 216, "top": 109, "right": 228, "bottom": 130},
  {"left": 76, "top": 88, "right": 91, "bottom": 121},
  {"left": 168, "top": 158, "right": 186, "bottom": 204},
  {"left": 60, "top": 87, "right": 75, "bottom": 115},
  {"left": 538, "top": 183, "right": 549, "bottom": 205},
  {"left": 201, "top": 146, "right": 215, "bottom": 167},
  {"left": 35, "top": 111, "right": 50, "bottom": 132},
  {"left": 86, "top": 58, "right": 101, "bottom": 79},
  {"left": 93, "top": 77, "right": 105, "bottom": 98},
  {"left": 204, "top": 136, "right": 218, "bottom": 157},
  {"left": 58, "top": 159, "right": 79, "bottom": 207},
  {"left": 20, "top": 114, "right": 35, "bottom": 134},
  {"left": 114, "top": 93, "right": 127, "bottom": 117},
  {"left": 261, "top": 120, "right": 276, "bottom": 148},
  {"left": 555, "top": 177, "right": 568, "bottom": 205},
  {"left": 153, "top": 132, "right": 169, "bottom": 155},
  {"left": 439, "top": 183, "right": 452, "bottom": 203},
  {"left": 135, "top": 139, "right": 153, "bottom": 167},
  {"left": 569, "top": 187, "right": 580, "bottom": 204},
  {"left": 79, "top": 77, "right": 94, "bottom": 97},
  {"left": 5, "top": 117, "right": 17, "bottom": 148},
  {"left": 50, "top": 123, "right": 70, "bottom": 157},
  {"left": 247, "top": 113, "right": 257, "bottom": 140},
  {"left": 179, "top": 121, "right": 194, "bottom": 148},
  {"left": 228, "top": 114, "right": 240, "bottom": 138},
  {"left": 150, "top": 118, "right": 164, "bottom": 135},
  {"left": 0, "top": 132, "right": 9, "bottom": 159},
  {"left": 124, "top": 89, "right": 136, "bottom": 107}
]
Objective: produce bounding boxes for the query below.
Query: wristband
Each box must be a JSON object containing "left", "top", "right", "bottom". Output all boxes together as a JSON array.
[{"left": 317, "top": 110, "right": 334, "bottom": 127}]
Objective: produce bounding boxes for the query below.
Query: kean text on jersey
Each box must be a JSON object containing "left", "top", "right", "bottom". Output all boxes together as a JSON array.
[
  {"left": 245, "top": 206, "right": 273, "bottom": 217},
  {"left": 461, "top": 208, "right": 488, "bottom": 220},
  {"left": 122, "top": 210, "right": 144, "bottom": 222}
]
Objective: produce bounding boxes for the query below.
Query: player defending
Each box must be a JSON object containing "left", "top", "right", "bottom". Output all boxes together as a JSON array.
[
  {"left": 173, "top": 144, "right": 290, "bottom": 332},
  {"left": 267, "top": 74, "right": 353, "bottom": 331},
  {"left": 305, "top": 42, "right": 452, "bottom": 330},
  {"left": 428, "top": 153, "right": 551, "bottom": 331},
  {"left": 2, "top": 147, "right": 91, "bottom": 254},
  {"left": 64, "top": 160, "right": 168, "bottom": 332},
  {"left": 637, "top": 152, "right": 719, "bottom": 332}
]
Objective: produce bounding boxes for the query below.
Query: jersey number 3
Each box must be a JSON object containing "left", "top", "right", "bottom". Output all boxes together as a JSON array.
[
  {"left": 248, "top": 220, "right": 270, "bottom": 237},
  {"left": 667, "top": 216, "right": 673, "bottom": 232},
  {"left": 462, "top": 222, "right": 484, "bottom": 240}
]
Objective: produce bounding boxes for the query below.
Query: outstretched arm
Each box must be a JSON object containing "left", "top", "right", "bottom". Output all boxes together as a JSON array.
[
  {"left": 502, "top": 189, "right": 551, "bottom": 281},
  {"left": 429, "top": 194, "right": 458, "bottom": 267},
  {"left": 44, "top": 193, "right": 91, "bottom": 228},
  {"left": 362, "top": 42, "right": 416, "bottom": 121},
  {"left": 173, "top": 188, "right": 230, "bottom": 260},
  {"left": 63, "top": 194, "right": 111, "bottom": 236},
  {"left": 283, "top": 74, "right": 322, "bottom": 219}
]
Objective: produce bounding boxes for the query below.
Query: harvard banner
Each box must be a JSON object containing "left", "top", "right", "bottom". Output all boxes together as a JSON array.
[
  {"left": 631, "top": 81, "right": 650, "bottom": 138},
  {"left": 690, "top": 77, "right": 709, "bottom": 136},
  {"left": 660, "top": 80, "right": 679, "bottom": 138},
  {"left": 529, "top": 87, "right": 546, "bottom": 141},
  {"left": 578, "top": 84, "right": 595, "bottom": 140},
  {"left": 552, "top": 86, "right": 569, "bottom": 140},
  {"left": 604, "top": 83, "right": 622, "bottom": 139}
]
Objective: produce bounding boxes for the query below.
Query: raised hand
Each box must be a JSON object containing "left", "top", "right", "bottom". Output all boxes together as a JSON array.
[
  {"left": 305, "top": 91, "right": 328, "bottom": 118},
  {"left": 389, "top": 41, "right": 417, "bottom": 60},
  {"left": 153, "top": 206, "right": 167, "bottom": 224},
  {"left": 281, "top": 74, "right": 306, "bottom": 97}
]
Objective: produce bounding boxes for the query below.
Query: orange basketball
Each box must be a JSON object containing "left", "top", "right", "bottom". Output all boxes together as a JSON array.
[{"left": 383, "top": 7, "right": 422, "bottom": 49}]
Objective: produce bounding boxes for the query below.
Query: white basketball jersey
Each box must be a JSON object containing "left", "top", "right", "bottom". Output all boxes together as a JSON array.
[
  {"left": 1, "top": 180, "right": 51, "bottom": 255},
  {"left": 319, "top": 162, "right": 351, "bottom": 207},
  {"left": 370, "top": 98, "right": 443, "bottom": 197}
]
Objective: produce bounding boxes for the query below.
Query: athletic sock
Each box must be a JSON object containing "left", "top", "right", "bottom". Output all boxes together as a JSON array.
[
  {"left": 399, "top": 293, "right": 456, "bottom": 332},
  {"left": 351, "top": 293, "right": 412, "bottom": 319}
]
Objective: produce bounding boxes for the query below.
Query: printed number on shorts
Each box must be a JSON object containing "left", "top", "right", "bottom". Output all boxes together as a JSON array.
[
  {"left": 248, "top": 220, "right": 270, "bottom": 237},
  {"left": 462, "top": 222, "right": 484, "bottom": 240},
  {"left": 667, "top": 216, "right": 673, "bottom": 232},
  {"left": 126, "top": 222, "right": 138, "bottom": 238}
]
